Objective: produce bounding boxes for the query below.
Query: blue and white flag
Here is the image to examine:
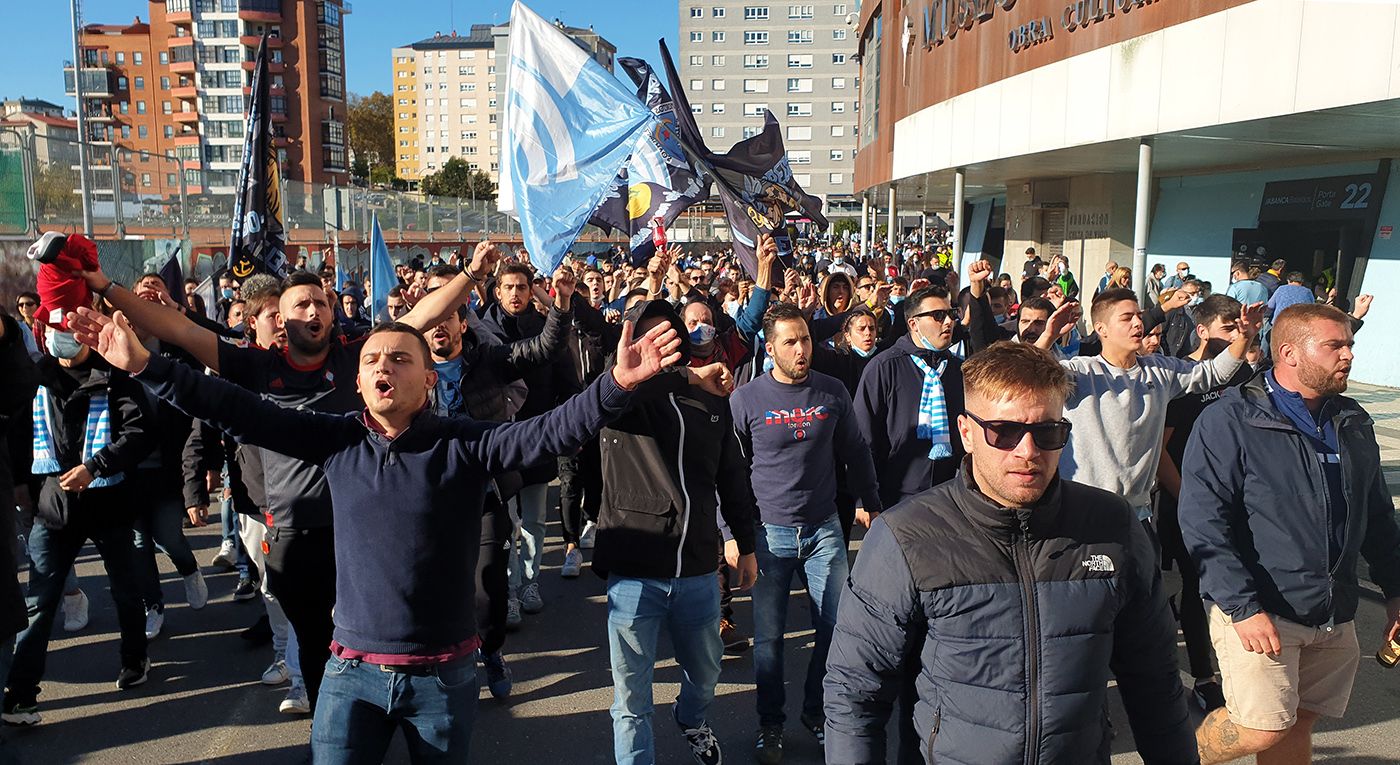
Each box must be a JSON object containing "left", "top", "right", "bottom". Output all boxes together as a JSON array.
[
  {"left": 369, "top": 215, "right": 396, "bottom": 322},
  {"left": 498, "top": 1, "right": 655, "bottom": 275}
]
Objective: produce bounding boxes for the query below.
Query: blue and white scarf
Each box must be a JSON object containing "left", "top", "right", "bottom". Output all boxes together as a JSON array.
[
  {"left": 909, "top": 354, "right": 953, "bottom": 460},
  {"left": 32, "top": 389, "right": 123, "bottom": 488}
]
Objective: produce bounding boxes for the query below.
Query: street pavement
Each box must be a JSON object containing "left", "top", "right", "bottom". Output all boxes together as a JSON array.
[{"left": 9, "top": 382, "right": 1400, "bottom": 764}]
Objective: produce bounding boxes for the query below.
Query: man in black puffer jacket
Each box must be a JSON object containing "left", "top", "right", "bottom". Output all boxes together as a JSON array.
[{"left": 825, "top": 341, "right": 1196, "bottom": 765}]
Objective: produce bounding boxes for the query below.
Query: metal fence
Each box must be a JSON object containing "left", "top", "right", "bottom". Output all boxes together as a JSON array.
[{"left": 0, "top": 129, "right": 632, "bottom": 248}]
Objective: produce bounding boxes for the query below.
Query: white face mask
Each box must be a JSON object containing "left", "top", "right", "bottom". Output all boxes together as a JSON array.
[
  {"left": 46, "top": 327, "right": 83, "bottom": 360},
  {"left": 689, "top": 323, "right": 717, "bottom": 345}
]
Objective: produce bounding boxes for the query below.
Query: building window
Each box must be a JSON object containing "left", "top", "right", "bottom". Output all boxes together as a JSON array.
[
  {"left": 323, "top": 121, "right": 345, "bottom": 147},
  {"left": 690, "top": 55, "right": 703, "bottom": 67},
  {"left": 832, "top": 101, "right": 846, "bottom": 113},
  {"left": 743, "top": 79, "right": 769, "bottom": 93},
  {"left": 832, "top": 53, "right": 847, "bottom": 65},
  {"left": 712, "top": 79, "right": 725, "bottom": 90},
  {"left": 138, "top": 125, "right": 148, "bottom": 138},
  {"left": 829, "top": 172, "right": 844, "bottom": 184},
  {"left": 788, "top": 30, "right": 814, "bottom": 44},
  {"left": 788, "top": 54, "right": 812, "bottom": 68},
  {"left": 117, "top": 76, "right": 128, "bottom": 90},
  {"left": 832, "top": 77, "right": 847, "bottom": 89},
  {"left": 690, "top": 31, "right": 703, "bottom": 42},
  {"left": 119, "top": 101, "right": 129, "bottom": 114},
  {"left": 789, "top": 4, "right": 814, "bottom": 18},
  {"left": 789, "top": 150, "right": 811, "bottom": 164},
  {"left": 121, "top": 125, "right": 131, "bottom": 139},
  {"left": 690, "top": 79, "right": 704, "bottom": 92},
  {"left": 831, "top": 150, "right": 844, "bottom": 161},
  {"left": 115, "top": 52, "right": 125, "bottom": 65},
  {"left": 711, "top": 126, "right": 726, "bottom": 138},
  {"left": 788, "top": 126, "right": 811, "bottom": 140},
  {"left": 744, "top": 54, "right": 768, "bottom": 69},
  {"left": 712, "top": 103, "right": 725, "bottom": 113},
  {"left": 831, "top": 125, "right": 846, "bottom": 137},
  {"left": 833, "top": 29, "right": 847, "bottom": 40},
  {"left": 692, "top": 104, "right": 703, "bottom": 115},
  {"left": 133, "top": 52, "right": 143, "bottom": 66},
  {"left": 787, "top": 102, "right": 812, "bottom": 117},
  {"left": 159, "top": 51, "right": 169, "bottom": 65},
  {"left": 787, "top": 78, "right": 812, "bottom": 93},
  {"left": 163, "top": 125, "right": 174, "bottom": 138},
  {"left": 794, "top": 173, "right": 811, "bottom": 186},
  {"left": 712, "top": 55, "right": 725, "bottom": 66},
  {"left": 712, "top": 31, "right": 726, "bottom": 42},
  {"left": 744, "top": 6, "right": 770, "bottom": 20},
  {"left": 834, "top": 4, "right": 848, "bottom": 13},
  {"left": 743, "top": 126, "right": 760, "bottom": 139},
  {"left": 136, "top": 101, "right": 147, "bottom": 114},
  {"left": 744, "top": 31, "right": 769, "bottom": 45},
  {"left": 713, "top": 6, "right": 726, "bottom": 16},
  {"left": 744, "top": 102, "right": 767, "bottom": 117},
  {"left": 690, "top": 7, "right": 703, "bottom": 17}
]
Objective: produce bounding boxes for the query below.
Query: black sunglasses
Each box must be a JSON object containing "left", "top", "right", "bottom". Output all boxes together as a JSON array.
[
  {"left": 965, "top": 413, "right": 1072, "bottom": 451},
  {"left": 908, "top": 308, "right": 956, "bottom": 323}
]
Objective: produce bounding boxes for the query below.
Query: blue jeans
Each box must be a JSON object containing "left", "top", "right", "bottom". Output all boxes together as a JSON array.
[
  {"left": 7, "top": 519, "right": 147, "bottom": 704},
  {"left": 219, "top": 496, "right": 249, "bottom": 578},
  {"left": 607, "top": 574, "right": 723, "bottom": 765},
  {"left": 132, "top": 477, "right": 198, "bottom": 609},
  {"left": 311, "top": 655, "right": 478, "bottom": 764},
  {"left": 752, "top": 513, "right": 848, "bottom": 727}
]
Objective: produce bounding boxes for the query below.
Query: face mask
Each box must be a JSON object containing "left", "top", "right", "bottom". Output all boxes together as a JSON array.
[
  {"left": 689, "top": 323, "right": 717, "bottom": 345},
  {"left": 889, "top": 295, "right": 904, "bottom": 305},
  {"left": 915, "top": 329, "right": 940, "bottom": 352},
  {"left": 851, "top": 344, "right": 874, "bottom": 358},
  {"left": 1178, "top": 269, "right": 1189, "bottom": 277},
  {"left": 1188, "top": 295, "right": 1203, "bottom": 307},
  {"left": 833, "top": 256, "right": 844, "bottom": 264},
  {"left": 46, "top": 328, "right": 83, "bottom": 360},
  {"left": 221, "top": 287, "right": 235, "bottom": 299}
]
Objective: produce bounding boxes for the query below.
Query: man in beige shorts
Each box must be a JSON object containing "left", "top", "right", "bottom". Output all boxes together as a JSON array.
[{"left": 1179, "top": 303, "right": 1400, "bottom": 764}]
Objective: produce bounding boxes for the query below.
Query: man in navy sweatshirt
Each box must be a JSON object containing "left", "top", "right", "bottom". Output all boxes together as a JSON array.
[
  {"left": 730, "top": 303, "right": 883, "bottom": 764},
  {"left": 69, "top": 307, "right": 682, "bottom": 765}
]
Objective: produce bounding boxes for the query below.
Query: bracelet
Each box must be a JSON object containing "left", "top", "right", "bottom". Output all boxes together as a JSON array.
[
  {"left": 98, "top": 281, "right": 116, "bottom": 299},
  {"left": 466, "top": 268, "right": 489, "bottom": 283}
]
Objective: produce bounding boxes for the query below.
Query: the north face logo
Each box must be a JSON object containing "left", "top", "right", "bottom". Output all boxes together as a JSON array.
[{"left": 1082, "top": 555, "right": 1115, "bottom": 572}]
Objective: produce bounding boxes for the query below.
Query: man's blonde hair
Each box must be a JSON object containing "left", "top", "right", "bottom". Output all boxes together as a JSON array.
[
  {"left": 962, "top": 342, "right": 1073, "bottom": 404},
  {"left": 1270, "top": 303, "right": 1351, "bottom": 359}
]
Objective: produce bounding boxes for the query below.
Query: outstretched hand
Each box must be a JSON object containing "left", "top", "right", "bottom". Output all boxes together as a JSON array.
[
  {"left": 70, "top": 307, "right": 151, "bottom": 374},
  {"left": 1036, "top": 301, "right": 1081, "bottom": 350},
  {"left": 612, "top": 319, "right": 682, "bottom": 391},
  {"left": 1238, "top": 301, "right": 1266, "bottom": 340}
]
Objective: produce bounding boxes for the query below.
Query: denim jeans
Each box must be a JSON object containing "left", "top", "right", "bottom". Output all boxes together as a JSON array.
[
  {"left": 219, "top": 497, "right": 249, "bottom": 579},
  {"left": 752, "top": 513, "right": 848, "bottom": 727},
  {"left": 311, "top": 655, "right": 478, "bottom": 765},
  {"left": 507, "top": 483, "right": 549, "bottom": 592},
  {"left": 7, "top": 519, "right": 147, "bottom": 705},
  {"left": 607, "top": 574, "right": 723, "bottom": 765},
  {"left": 132, "top": 477, "right": 198, "bottom": 610}
]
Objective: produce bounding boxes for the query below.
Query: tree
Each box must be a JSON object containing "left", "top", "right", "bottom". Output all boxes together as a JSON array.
[
  {"left": 32, "top": 162, "right": 80, "bottom": 219},
  {"left": 347, "top": 91, "right": 394, "bottom": 183},
  {"left": 419, "top": 157, "right": 496, "bottom": 202},
  {"left": 831, "top": 218, "right": 859, "bottom": 240}
]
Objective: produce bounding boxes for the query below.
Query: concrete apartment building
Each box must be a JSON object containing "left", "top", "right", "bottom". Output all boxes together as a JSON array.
[
  {"left": 0, "top": 99, "right": 79, "bottom": 168},
  {"left": 678, "top": 1, "right": 861, "bottom": 220},
  {"left": 392, "top": 21, "right": 617, "bottom": 188},
  {"left": 63, "top": 0, "right": 351, "bottom": 198}
]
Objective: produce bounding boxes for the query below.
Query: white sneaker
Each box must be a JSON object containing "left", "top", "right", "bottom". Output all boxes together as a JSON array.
[
  {"left": 62, "top": 590, "right": 90, "bottom": 632},
  {"left": 144, "top": 607, "right": 164, "bottom": 640},
  {"left": 261, "top": 659, "right": 289, "bottom": 686},
  {"left": 209, "top": 540, "right": 237, "bottom": 569},
  {"left": 183, "top": 570, "right": 208, "bottom": 610},
  {"left": 579, "top": 521, "right": 597, "bottom": 550},
  {"left": 561, "top": 548, "right": 583, "bottom": 578},
  {"left": 279, "top": 684, "right": 310, "bottom": 715}
]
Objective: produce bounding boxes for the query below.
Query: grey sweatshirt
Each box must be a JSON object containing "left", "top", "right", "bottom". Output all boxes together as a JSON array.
[{"left": 1058, "top": 351, "right": 1245, "bottom": 514}]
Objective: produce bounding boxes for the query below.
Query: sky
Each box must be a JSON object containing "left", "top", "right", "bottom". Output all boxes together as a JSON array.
[{"left": 1, "top": 0, "right": 680, "bottom": 108}]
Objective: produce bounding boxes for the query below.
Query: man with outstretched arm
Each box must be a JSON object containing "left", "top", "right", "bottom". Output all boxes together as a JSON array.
[{"left": 69, "top": 305, "right": 681, "bottom": 765}]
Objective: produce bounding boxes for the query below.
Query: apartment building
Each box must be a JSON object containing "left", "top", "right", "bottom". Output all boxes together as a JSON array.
[
  {"left": 678, "top": 2, "right": 861, "bottom": 220},
  {"left": 392, "top": 21, "right": 616, "bottom": 187},
  {"left": 63, "top": 0, "right": 351, "bottom": 198}
]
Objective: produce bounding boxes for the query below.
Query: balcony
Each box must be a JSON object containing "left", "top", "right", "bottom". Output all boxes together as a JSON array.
[
  {"left": 170, "top": 57, "right": 196, "bottom": 74},
  {"left": 173, "top": 110, "right": 200, "bottom": 124},
  {"left": 270, "top": 109, "right": 287, "bottom": 123},
  {"left": 167, "top": 35, "right": 195, "bottom": 50},
  {"left": 63, "top": 65, "right": 114, "bottom": 99},
  {"left": 238, "top": 0, "right": 282, "bottom": 22},
  {"left": 83, "top": 107, "right": 115, "bottom": 123},
  {"left": 240, "top": 34, "right": 283, "bottom": 48},
  {"left": 242, "top": 59, "right": 285, "bottom": 74},
  {"left": 172, "top": 133, "right": 201, "bottom": 147},
  {"left": 172, "top": 85, "right": 198, "bottom": 100}
]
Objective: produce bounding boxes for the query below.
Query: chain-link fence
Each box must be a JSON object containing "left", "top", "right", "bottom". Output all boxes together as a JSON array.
[{"left": 0, "top": 129, "right": 628, "bottom": 248}]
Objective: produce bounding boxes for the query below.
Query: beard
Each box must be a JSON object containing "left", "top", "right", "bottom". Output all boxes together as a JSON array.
[
  {"left": 286, "top": 326, "right": 329, "bottom": 356},
  {"left": 1297, "top": 357, "right": 1349, "bottom": 396},
  {"left": 775, "top": 356, "right": 809, "bottom": 381}
]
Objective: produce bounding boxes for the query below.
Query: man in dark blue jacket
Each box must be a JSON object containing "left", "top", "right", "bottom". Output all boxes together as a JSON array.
[
  {"left": 825, "top": 341, "right": 1196, "bottom": 765},
  {"left": 1182, "top": 303, "right": 1400, "bottom": 765},
  {"left": 70, "top": 307, "right": 681, "bottom": 765}
]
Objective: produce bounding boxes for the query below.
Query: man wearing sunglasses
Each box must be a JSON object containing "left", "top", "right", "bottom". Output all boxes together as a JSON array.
[{"left": 826, "top": 341, "right": 1195, "bottom": 764}]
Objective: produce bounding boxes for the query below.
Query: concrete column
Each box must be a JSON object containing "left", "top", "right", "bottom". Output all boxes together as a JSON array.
[
  {"left": 860, "top": 193, "right": 869, "bottom": 259},
  {"left": 1132, "top": 138, "right": 1153, "bottom": 301},
  {"left": 951, "top": 168, "right": 966, "bottom": 271},
  {"left": 886, "top": 184, "right": 897, "bottom": 253}
]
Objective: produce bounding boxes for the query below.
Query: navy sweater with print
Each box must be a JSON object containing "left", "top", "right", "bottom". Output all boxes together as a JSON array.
[
  {"left": 136, "top": 353, "right": 632, "bottom": 655},
  {"left": 730, "top": 370, "right": 882, "bottom": 527}
]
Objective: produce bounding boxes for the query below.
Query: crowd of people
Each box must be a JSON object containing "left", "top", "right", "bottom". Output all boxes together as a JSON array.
[{"left": 0, "top": 229, "right": 1397, "bottom": 765}]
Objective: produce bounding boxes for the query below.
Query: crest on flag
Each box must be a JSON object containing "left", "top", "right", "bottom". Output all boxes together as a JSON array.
[{"left": 228, "top": 33, "right": 286, "bottom": 280}]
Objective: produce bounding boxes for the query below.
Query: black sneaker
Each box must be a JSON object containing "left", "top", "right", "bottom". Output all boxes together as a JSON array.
[
  {"left": 240, "top": 614, "right": 273, "bottom": 644},
  {"left": 233, "top": 577, "right": 258, "bottom": 602},
  {"left": 116, "top": 658, "right": 150, "bottom": 690},
  {"left": 1, "top": 700, "right": 40, "bottom": 727},
  {"left": 672, "top": 705, "right": 722, "bottom": 765},
  {"left": 799, "top": 711, "right": 825, "bottom": 744},
  {"left": 1193, "top": 680, "right": 1226, "bottom": 713},
  {"left": 755, "top": 725, "right": 783, "bottom": 765}
]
